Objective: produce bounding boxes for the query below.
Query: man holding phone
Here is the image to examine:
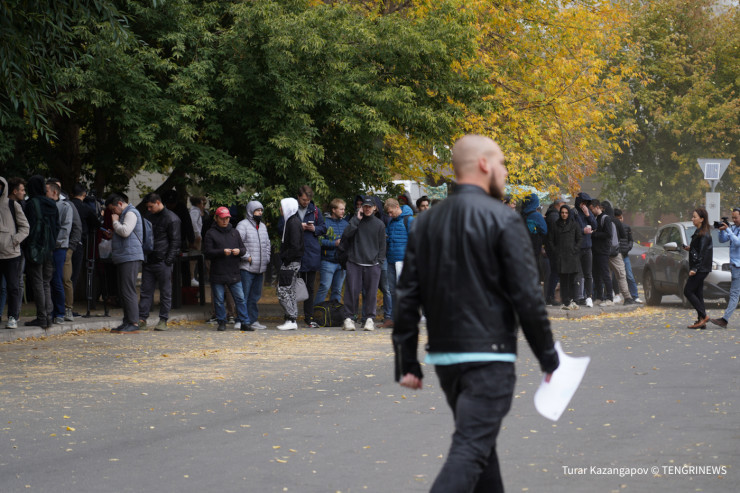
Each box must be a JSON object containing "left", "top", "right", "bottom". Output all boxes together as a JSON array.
[{"left": 711, "top": 208, "right": 740, "bottom": 328}]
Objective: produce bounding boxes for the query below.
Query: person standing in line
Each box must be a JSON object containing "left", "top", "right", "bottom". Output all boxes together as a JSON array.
[
  {"left": 138, "top": 193, "right": 181, "bottom": 332},
  {"left": 70, "top": 184, "right": 101, "bottom": 309},
  {"left": 49, "top": 179, "right": 82, "bottom": 322},
  {"left": 573, "top": 193, "right": 597, "bottom": 307},
  {"left": 710, "top": 208, "right": 740, "bottom": 328},
  {"left": 341, "top": 196, "right": 386, "bottom": 332},
  {"left": 614, "top": 208, "right": 642, "bottom": 303},
  {"left": 203, "top": 207, "right": 250, "bottom": 332},
  {"left": 105, "top": 193, "right": 145, "bottom": 334},
  {"left": 276, "top": 198, "right": 304, "bottom": 331},
  {"left": 551, "top": 204, "right": 582, "bottom": 310},
  {"left": 314, "top": 198, "right": 348, "bottom": 306},
  {"left": 382, "top": 198, "right": 414, "bottom": 328},
  {"left": 684, "top": 207, "right": 713, "bottom": 329},
  {"left": 393, "top": 135, "right": 559, "bottom": 493},
  {"left": 1, "top": 177, "right": 27, "bottom": 323},
  {"left": 0, "top": 177, "right": 29, "bottom": 329},
  {"left": 23, "top": 176, "right": 60, "bottom": 328},
  {"left": 236, "top": 201, "right": 271, "bottom": 330},
  {"left": 46, "top": 181, "right": 74, "bottom": 324}
]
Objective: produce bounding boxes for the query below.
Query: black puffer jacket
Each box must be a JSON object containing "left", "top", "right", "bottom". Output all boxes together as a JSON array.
[
  {"left": 688, "top": 230, "right": 713, "bottom": 273},
  {"left": 392, "top": 185, "right": 559, "bottom": 380},
  {"left": 145, "top": 207, "right": 181, "bottom": 265},
  {"left": 203, "top": 223, "right": 246, "bottom": 284}
]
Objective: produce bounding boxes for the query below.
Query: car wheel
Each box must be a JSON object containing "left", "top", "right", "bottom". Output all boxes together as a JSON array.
[
  {"left": 644, "top": 270, "right": 661, "bottom": 306},
  {"left": 678, "top": 271, "right": 690, "bottom": 308}
]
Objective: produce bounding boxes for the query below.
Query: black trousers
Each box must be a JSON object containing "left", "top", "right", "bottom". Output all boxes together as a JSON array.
[
  {"left": 592, "top": 253, "right": 612, "bottom": 301},
  {"left": 684, "top": 271, "right": 709, "bottom": 319},
  {"left": 431, "top": 362, "right": 516, "bottom": 493},
  {"left": 0, "top": 256, "right": 22, "bottom": 319},
  {"left": 298, "top": 270, "right": 317, "bottom": 321}
]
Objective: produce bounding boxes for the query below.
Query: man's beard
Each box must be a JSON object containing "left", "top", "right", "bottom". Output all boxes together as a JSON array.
[{"left": 489, "top": 175, "right": 505, "bottom": 200}]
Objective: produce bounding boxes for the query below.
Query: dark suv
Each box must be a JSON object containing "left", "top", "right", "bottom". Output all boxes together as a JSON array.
[{"left": 642, "top": 222, "right": 732, "bottom": 306}]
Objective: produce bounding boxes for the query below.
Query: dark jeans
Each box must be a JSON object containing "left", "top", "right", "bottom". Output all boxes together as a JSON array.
[
  {"left": 431, "top": 362, "right": 516, "bottom": 493},
  {"left": 71, "top": 242, "right": 85, "bottom": 295},
  {"left": 577, "top": 248, "right": 593, "bottom": 300},
  {"left": 50, "top": 248, "right": 66, "bottom": 318},
  {"left": 27, "top": 258, "right": 53, "bottom": 321},
  {"left": 116, "top": 260, "right": 141, "bottom": 325},
  {"left": 546, "top": 253, "right": 559, "bottom": 302},
  {"left": 343, "top": 262, "right": 381, "bottom": 322},
  {"left": 298, "top": 270, "right": 317, "bottom": 322},
  {"left": 138, "top": 261, "right": 173, "bottom": 321},
  {"left": 0, "top": 256, "right": 22, "bottom": 319},
  {"left": 592, "top": 253, "right": 612, "bottom": 301},
  {"left": 684, "top": 271, "right": 709, "bottom": 319}
]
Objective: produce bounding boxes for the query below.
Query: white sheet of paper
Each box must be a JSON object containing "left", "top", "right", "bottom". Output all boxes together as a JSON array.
[{"left": 533, "top": 341, "right": 590, "bottom": 422}]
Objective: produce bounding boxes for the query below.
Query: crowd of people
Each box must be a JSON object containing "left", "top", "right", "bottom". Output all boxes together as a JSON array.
[{"left": 2, "top": 172, "right": 736, "bottom": 337}]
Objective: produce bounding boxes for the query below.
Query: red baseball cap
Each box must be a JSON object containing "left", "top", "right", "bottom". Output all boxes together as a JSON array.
[{"left": 215, "top": 206, "right": 231, "bottom": 218}]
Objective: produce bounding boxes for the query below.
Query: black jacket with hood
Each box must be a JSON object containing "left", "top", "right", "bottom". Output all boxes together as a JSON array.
[
  {"left": 203, "top": 222, "right": 246, "bottom": 284},
  {"left": 279, "top": 198, "right": 304, "bottom": 266},
  {"left": 392, "top": 184, "right": 559, "bottom": 381},
  {"left": 23, "top": 175, "right": 60, "bottom": 263}
]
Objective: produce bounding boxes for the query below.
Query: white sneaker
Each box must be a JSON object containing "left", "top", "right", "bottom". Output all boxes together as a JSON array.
[
  {"left": 560, "top": 304, "right": 569, "bottom": 310},
  {"left": 599, "top": 300, "right": 614, "bottom": 307},
  {"left": 568, "top": 301, "right": 579, "bottom": 310},
  {"left": 342, "top": 318, "right": 356, "bottom": 331},
  {"left": 363, "top": 318, "right": 375, "bottom": 331},
  {"left": 252, "top": 321, "right": 267, "bottom": 330},
  {"left": 277, "top": 320, "right": 298, "bottom": 331},
  {"left": 419, "top": 315, "right": 427, "bottom": 324},
  {"left": 585, "top": 297, "right": 593, "bottom": 308},
  {"left": 6, "top": 316, "right": 17, "bottom": 329},
  {"left": 613, "top": 294, "right": 623, "bottom": 304},
  {"left": 234, "top": 321, "right": 241, "bottom": 330},
  {"left": 634, "top": 297, "right": 643, "bottom": 304},
  {"left": 191, "top": 278, "right": 199, "bottom": 287}
]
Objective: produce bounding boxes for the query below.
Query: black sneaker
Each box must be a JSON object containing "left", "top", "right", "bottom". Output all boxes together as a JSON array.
[
  {"left": 240, "top": 324, "right": 255, "bottom": 332},
  {"left": 217, "top": 322, "right": 227, "bottom": 331},
  {"left": 623, "top": 298, "right": 636, "bottom": 305},
  {"left": 226, "top": 316, "right": 236, "bottom": 324},
  {"left": 24, "top": 318, "right": 46, "bottom": 327},
  {"left": 306, "top": 321, "right": 319, "bottom": 328}
]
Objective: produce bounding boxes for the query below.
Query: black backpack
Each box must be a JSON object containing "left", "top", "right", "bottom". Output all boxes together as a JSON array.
[{"left": 313, "top": 301, "right": 345, "bottom": 327}]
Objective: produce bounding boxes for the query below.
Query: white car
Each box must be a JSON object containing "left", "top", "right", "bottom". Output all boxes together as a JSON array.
[{"left": 643, "top": 222, "right": 733, "bottom": 306}]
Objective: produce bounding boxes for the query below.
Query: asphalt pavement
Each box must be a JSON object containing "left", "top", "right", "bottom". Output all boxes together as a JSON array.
[{"left": 0, "top": 299, "right": 736, "bottom": 493}]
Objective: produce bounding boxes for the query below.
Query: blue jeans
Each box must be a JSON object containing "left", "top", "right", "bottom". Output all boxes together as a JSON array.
[
  {"left": 314, "top": 261, "right": 345, "bottom": 304},
  {"left": 432, "top": 362, "right": 515, "bottom": 493},
  {"left": 723, "top": 265, "right": 740, "bottom": 321},
  {"left": 50, "top": 248, "right": 67, "bottom": 318},
  {"left": 240, "top": 270, "right": 264, "bottom": 323},
  {"left": 622, "top": 255, "right": 639, "bottom": 299},
  {"left": 211, "top": 282, "right": 249, "bottom": 324}
]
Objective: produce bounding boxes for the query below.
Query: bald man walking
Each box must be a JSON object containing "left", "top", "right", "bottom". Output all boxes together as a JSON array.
[{"left": 392, "top": 135, "right": 560, "bottom": 492}]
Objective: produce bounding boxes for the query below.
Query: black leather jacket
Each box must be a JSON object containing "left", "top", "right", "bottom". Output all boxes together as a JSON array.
[
  {"left": 689, "top": 230, "right": 713, "bottom": 273},
  {"left": 145, "top": 207, "right": 181, "bottom": 265},
  {"left": 392, "top": 185, "right": 559, "bottom": 380}
]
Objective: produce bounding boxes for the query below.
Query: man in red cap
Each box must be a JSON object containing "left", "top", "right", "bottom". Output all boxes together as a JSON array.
[{"left": 203, "top": 206, "right": 250, "bottom": 332}]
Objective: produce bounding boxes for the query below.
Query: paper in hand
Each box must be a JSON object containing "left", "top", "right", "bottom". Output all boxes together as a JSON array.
[{"left": 534, "top": 341, "right": 590, "bottom": 421}]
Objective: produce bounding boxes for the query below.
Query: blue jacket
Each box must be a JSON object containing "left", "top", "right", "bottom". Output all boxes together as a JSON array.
[
  {"left": 278, "top": 201, "right": 327, "bottom": 272},
  {"left": 386, "top": 205, "right": 414, "bottom": 263},
  {"left": 719, "top": 224, "right": 740, "bottom": 267},
  {"left": 321, "top": 216, "right": 349, "bottom": 263}
]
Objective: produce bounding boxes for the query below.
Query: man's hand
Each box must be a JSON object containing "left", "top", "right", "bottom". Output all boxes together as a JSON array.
[
  {"left": 689, "top": 270, "right": 696, "bottom": 276},
  {"left": 580, "top": 203, "right": 589, "bottom": 215},
  {"left": 357, "top": 210, "right": 362, "bottom": 220},
  {"left": 111, "top": 214, "right": 119, "bottom": 223},
  {"left": 544, "top": 373, "right": 553, "bottom": 383},
  {"left": 231, "top": 248, "right": 240, "bottom": 255},
  {"left": 400, "top": 373, "right": 423, "bottom": 390},
  {"left": 224, "top": 249, "right": 232, "bottom": 256},
  {"left": 335, "top": 239, "right": 341, "bottom": 247},
  {"left": 719, "top": 224, "right": 728, "bottom": 231}
]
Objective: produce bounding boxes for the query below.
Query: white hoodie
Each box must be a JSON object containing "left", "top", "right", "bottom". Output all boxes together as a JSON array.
[{"left": 281, "top": 198, "right": 299, "bottom": 242}]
